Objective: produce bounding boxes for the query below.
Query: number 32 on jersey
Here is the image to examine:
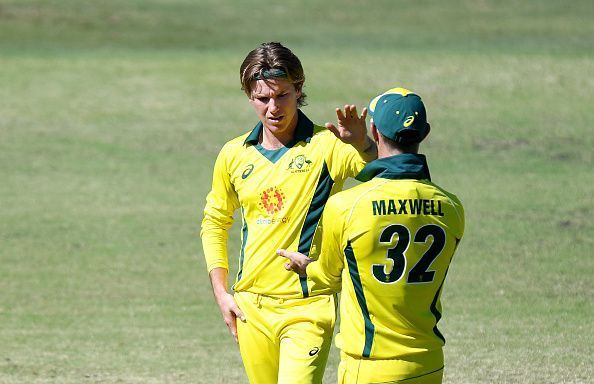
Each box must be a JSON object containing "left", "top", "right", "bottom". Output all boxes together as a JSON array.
[{"left": 372, "top": 224, "right": 446, "bottom": 284}]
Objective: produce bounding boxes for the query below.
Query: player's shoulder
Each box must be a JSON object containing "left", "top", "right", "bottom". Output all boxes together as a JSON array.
[
  {"left": 216, "top": 131, "right": 252, "bottom": 158},
  {"left": 224, "top": 131, "right": 251, "bottom": 148},
  {"left": 311, "top": 124, "right": 337, "bottom": 142},
  {"left": 422, "top": 180, "right": 465, "bottom": 231},
  {"left": 424, "top": 180, "right": 464, "bottom": 208},
  {"left": 328, "top": 180, "right": 385, "bottom": 214}
]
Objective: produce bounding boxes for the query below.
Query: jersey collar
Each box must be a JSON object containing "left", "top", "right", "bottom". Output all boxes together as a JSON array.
[
  {"left": 244, "top": 109, "right": 314, "bottom": 147},
  {"left": 356, "top": 153, "right": 431, "bottom": 182}
]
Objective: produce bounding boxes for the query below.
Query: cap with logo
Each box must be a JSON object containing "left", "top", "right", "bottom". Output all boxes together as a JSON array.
[{"left": 368, "top": 87, "right": 431, "bottom": 145}]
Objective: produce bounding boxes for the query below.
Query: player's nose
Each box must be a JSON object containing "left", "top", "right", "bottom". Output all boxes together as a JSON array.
[{"left": 268, "top": 98, "right": 280, "bottom": 112}]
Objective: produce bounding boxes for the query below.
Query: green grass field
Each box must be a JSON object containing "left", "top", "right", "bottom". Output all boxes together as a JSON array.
[{"left": 1, "top": 1, "right": 593, "bottom": 383}]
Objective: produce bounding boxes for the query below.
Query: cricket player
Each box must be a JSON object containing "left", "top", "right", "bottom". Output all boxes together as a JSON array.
[
  {"left": 200, "top": 42, "right": 377, "bottom": 383},
  {"left": 278, "top": 88, "right": 465, "bottom": 383}
]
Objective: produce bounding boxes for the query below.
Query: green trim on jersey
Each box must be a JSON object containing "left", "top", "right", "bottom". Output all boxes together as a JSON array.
[
  {"left": 356, "top": 153, "right": 431, "bottom": 182},
  {"left": 298, "top": 161, "right": 334, "bottom": 297},
  {"left": 345, "top": 241, "right": 375, "bottom": 358},
  {"left": 254, "top": 143, "right": 289, "bottom": 163},
  {"left": 429, "top": 269, "right": 447, "bottom": 343},
  {"left": 430, "top": 237, "right": 460, "bottom": 342},
  {"left": 237, "top": 207, "right": 248, "bottom": 282}
]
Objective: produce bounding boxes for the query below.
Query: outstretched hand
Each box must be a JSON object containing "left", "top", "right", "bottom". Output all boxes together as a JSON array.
[
  {"left": 325, "top": 105, "right": 370, "bottom": 152},
  {"left": 276, "top": 249, "right": 312, "bottom": 276}
]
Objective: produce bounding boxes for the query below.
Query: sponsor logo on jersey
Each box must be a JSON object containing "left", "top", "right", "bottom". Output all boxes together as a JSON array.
[
  {"left": 256, "top": 216, "right": 290, "bottom": 225},
  {"left": 288, "top": 154, "right": 312, "bottom": 173},
  {"left": 258, "top": 186, "right": 286, "bottom": 215},
  {"left": 242, "top": 164, "right": 255, "bottom": 179}
]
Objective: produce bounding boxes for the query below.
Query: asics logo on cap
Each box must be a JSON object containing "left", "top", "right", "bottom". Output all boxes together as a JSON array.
[{"left": 404, "top": 116, "right": 415, "bottom": 127}]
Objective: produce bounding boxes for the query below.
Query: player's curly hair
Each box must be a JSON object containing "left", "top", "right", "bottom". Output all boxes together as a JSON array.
[{"left": 240, "top": 42, "right": 307, "bottom": 107}]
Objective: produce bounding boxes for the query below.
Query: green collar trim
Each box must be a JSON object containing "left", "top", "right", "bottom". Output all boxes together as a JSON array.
[
  {"left": 254, "top": 143, "right": 289, "bottom": 163},
  {"left": 244, "top": 110, "right": 314, "bottom": 147},
  {"left": 356, "top": 153, "right": 431, "bottom": 182}
]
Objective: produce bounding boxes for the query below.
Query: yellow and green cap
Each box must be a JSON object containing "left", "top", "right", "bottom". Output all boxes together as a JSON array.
[{"left": 368, "top": 87, "right": 430, "bottom": 144}]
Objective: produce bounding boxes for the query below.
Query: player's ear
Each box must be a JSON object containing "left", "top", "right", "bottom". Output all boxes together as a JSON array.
[
  {"left": 370, "top": 121, "right": 380, "bottom": 143},
  {"left": 294, "top": 81, "right": 303, "bottom": 99}
]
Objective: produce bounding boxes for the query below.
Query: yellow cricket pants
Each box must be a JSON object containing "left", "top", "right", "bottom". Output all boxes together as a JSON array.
[
  {"left": 337, "top": 350, "right": 444, "bottom": 384},
  {"left": 234, "top": 291, "right": 336, "bottom": 384}
]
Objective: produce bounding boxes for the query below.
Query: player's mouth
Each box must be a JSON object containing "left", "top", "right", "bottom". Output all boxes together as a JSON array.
[{"left": 267, "top": 115, "right": 284, "bottom": 124}]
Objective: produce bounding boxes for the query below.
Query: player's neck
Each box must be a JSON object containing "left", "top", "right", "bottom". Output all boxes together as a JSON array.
[
  {"left": 377, "top": 136, "right": 419, "bottom": 159},
  {"left": 260, "top": 119, "right": 298, "bottom": 150},
  {"left": 378, "top": 146, "right": 402, "bottom": 159}
]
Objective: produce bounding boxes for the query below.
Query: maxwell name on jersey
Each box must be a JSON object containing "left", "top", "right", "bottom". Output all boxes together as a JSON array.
[{"left": 372, "top": 199, "right": 444, "bottom": 217}]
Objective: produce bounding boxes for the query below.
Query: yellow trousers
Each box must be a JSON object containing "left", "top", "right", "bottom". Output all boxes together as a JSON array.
[
  {"left": 338, "top": 350, "right": 444, "bottom": 384},
  {"left": 235, "top": 291, "right": 336, "bottom": 384}
]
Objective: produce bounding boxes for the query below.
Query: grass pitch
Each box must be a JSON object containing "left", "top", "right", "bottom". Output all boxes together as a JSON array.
[{"left": 0, "top": 1, "right": 593, "bottom": 383}]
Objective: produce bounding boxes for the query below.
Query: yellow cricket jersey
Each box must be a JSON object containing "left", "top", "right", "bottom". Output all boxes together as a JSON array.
[
  {"left": 307, "top": 153, "right": 465, "bottom": 361},
  {"left": 201, "top": 110, "right": 367, "bottom": 298}
]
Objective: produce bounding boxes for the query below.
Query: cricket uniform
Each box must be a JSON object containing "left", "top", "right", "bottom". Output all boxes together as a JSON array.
[
  {"left": 306, "top": 153, "right": 465, "bottom": 384},
  {"left": 201, "top": 110, "right": 367, "bottom": 383}
]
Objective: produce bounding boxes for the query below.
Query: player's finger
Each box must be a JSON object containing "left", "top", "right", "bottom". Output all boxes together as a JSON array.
[
  {"left": 349, "top": 105, "right": 358, "bottom": 117},
  {"left": 233, "top": 306, "right": 246, "bottom": 322},
  {"left": 336, "top": 107, "right": 346, "bottom": 121},
  {"left": 228, "top": 321, "right": 239, "bottom": 343},
  {"left": 276, "top": 249, "right": 290, "bottom": 258},
  {"left": 360, "top": 107, "right": 368, "bottom": 120},
  {"left": 284, "top": 262, "right": 292, "bottom": 271},
  {"left": 223, "top": 312, "right": 239, "bottom": 342},
  {"left": 324, "top": 122, "right": 340, "bottom": 136}
]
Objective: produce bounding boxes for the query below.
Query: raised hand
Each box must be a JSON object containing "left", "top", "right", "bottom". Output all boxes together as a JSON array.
[{"left": 325, "top": 105, "right": 370, "bottom": 152}]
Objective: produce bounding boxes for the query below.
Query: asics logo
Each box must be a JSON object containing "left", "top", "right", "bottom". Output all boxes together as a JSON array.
[
  {"left": 242, "top": 164, "right": 254, "bottom": 179},
  {"left": 308, "top": 347, "right": 320, "bottom": 356},
  {"left": 403, "top": 116, "right": 415, "bottom": 127}
]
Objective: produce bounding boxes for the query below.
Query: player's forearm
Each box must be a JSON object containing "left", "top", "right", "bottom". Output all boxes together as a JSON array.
[
  {"left": 209, "top": 267, "right": 231, "bottom": 299},
  {"left": 201, "top": 216, "right": 231, "bottom": 271}
]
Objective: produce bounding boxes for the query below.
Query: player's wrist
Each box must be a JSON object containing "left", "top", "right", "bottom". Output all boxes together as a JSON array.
[
  {"left": 354, "top": 136, "right": 371, "bottom": 152},
  {"left": 356, "top": 136, "right": 377, "bottom": 161},
  {"left": 363, "top": 136, "right": 373, "bottom": 152},
  {"left": 213, "top": 288, "right": 231, "bottom": 301}
]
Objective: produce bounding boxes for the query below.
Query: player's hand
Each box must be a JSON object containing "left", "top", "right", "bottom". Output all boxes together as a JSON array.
[
  {"left": 325, "top": 105, "right": 370, "bottom": 153},
  {"left": 276, "top": 249, "right": 312, "bottom": 276},
  {"left": 214, "top": 292, "right": 245, "bottom": 344}
]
